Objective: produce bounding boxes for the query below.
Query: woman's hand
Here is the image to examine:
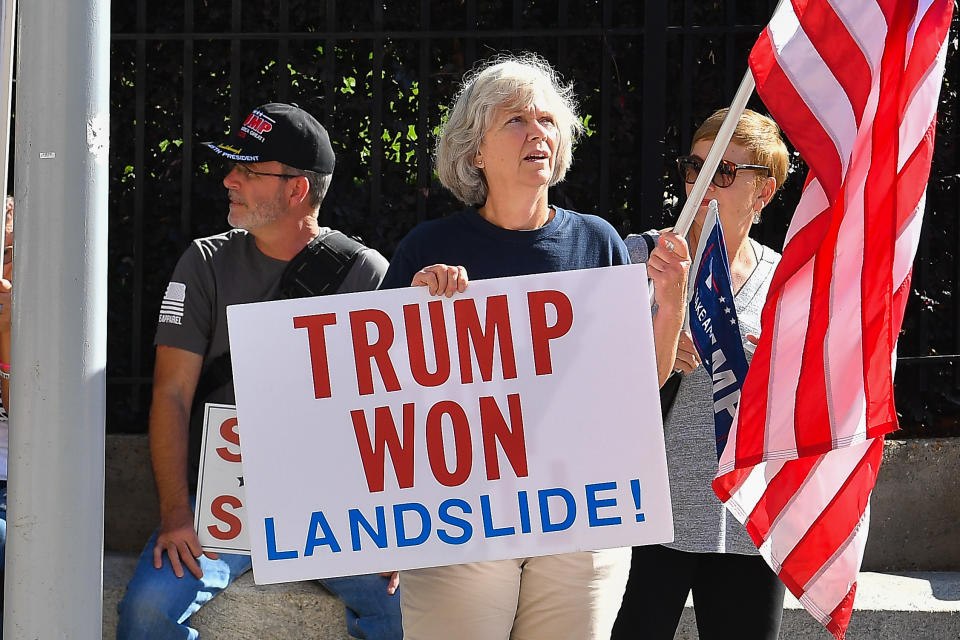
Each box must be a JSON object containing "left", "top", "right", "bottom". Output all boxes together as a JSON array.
[
  {"left": 673, "top": 330, "right": 701, "bottom": 374},
  {"left": 648, "top": 232, "right": 691, "bottom": 386},
  {"left": 647, "top": 231, "right": 690, "bottom": 313},
  {"left": 380, "top": 571, "right": 400, "bottom": 595},
  {"left": 411, "top": 264, "right": 469, "bottom": 297}
]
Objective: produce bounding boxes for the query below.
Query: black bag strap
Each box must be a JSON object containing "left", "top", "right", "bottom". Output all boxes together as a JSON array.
[
  {"left": 192, "top": 229, "right": 366, "bottom": 405},
  {"left": 279, "top": 229, "right": 366, "bottom": 298}
]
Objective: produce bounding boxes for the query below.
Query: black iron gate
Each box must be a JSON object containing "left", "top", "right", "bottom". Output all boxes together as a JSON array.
[{"left": 107, "top": 1, "right": 960, "bottom": 436}]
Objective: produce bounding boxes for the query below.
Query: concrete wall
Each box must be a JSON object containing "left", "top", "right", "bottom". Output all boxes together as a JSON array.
[
  {"left": 862, "top": 438, "right": 960, "bottom": 571},
  {"left": 105, "top": 434, "right": 960, "bottom": 570},
  {"left": 105, "top": 434, "right": 158, "bottom": 553}
]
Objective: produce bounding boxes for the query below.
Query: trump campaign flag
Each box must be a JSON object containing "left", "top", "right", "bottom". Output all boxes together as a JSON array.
[
  {"left": 712, "top": 1, "right": 954, "bottom": 638},
  {"left": 688, "top": 201, "right": 750, "bottom": 460}
]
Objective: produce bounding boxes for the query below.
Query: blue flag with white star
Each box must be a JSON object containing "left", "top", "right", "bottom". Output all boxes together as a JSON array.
[{"left": 688, "top": 207, "right": 749, "bottom": 460}]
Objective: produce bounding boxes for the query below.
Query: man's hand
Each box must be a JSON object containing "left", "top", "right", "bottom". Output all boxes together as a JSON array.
[
  {"left": 149, "top": 345, "right": 205, "bottom": 579},
  {"left": 153, "top": 503, "right": 219, "bottom": 579},
  {"left": 411, "top": 264, "right": 468, "bottom": 297}
]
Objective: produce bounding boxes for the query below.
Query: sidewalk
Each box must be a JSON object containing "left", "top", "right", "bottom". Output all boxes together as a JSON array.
[{"left": 103, "top": 554, "right": 960, "bottom": 640}]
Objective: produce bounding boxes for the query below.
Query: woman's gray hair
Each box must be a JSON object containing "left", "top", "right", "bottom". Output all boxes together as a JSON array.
[{"left": 436, "top": 53, "right": 585, "bottom": 205}]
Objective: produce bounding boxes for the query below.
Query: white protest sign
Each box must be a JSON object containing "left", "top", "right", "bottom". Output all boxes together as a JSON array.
[
  {"left": 195, "top": 403, "right": 250, "bottom": 554},
  {"left": 228, "top": 264, "right": 673, "bottom": 585}
]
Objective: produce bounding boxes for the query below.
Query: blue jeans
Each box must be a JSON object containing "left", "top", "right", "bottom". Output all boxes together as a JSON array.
[{"left": 117, "top": 524, "right": 401, "bottom": 639}]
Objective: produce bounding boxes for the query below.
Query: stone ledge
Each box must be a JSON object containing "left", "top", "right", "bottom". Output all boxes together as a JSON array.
[
  {"left": 103, "top": 553, "right": 350, "bottom": 640},
  {"left": 676, "top": 572, "right": 960, "bottom": 639},
  {"left": 864, "top": 438, "right": 960, "bottom": 571},
  {"left": 105, "top": 434, "right": 960, "bottom": 571}
]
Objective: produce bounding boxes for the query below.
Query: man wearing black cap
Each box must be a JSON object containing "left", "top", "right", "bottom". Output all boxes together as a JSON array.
[{"left": 117, "top": 103, "right": 401, "bottom": 639}]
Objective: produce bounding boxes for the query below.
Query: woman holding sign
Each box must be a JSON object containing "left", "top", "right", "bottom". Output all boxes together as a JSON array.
[
  {"left": 612, "top": 109, "right": 789, "bottom": 640},
  {"left": 380, "top": 54, "right": 690, "bottom": 640}
]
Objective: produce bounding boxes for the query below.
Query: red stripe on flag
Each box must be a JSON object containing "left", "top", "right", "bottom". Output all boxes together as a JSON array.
[
  {"left": 793, "top": 191, "right": 848, "bottom": 454},
  {"left": 826, "top": 583, "right": 858, "bottom": 640},
  {"left": 876, "top": 0, "right": 899, "bottom": 23},
  {"left": 745, "top": 456, "right": 819, "bottom": 546},
  {"left": 778, "top": 438, "right": 884, "bottom": 589},
  {"left": 899, "top": 2, "right": 955, "bottom": 116},
  {"left": 734, "top": 200, "right": 831, "bottom": 465},
  {"left": 712, "top": 465, "right": 751, "bottom": 503},
  {"left": 749, "top": 28, "right": 845, "bottom": 199},
  {"left": 896, "top": 120, "right": 936, "bottom": 231},
  {"left": 731, "top": 326, "right": 773, "bottom": 466},
  {"left": 860, "top": 0, "right": 910, "bottom": 433},
  {"left": 800, "top": 0, "right": 872, "bottom": 125}
]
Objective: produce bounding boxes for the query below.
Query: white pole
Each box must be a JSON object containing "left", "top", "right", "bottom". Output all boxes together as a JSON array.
[
  {"left": 0, "top": 0, "right": 17, "bottom": 254},
  {"left": 673, "top": 0, "right": 792, "bottom": 237},
  {"left": 5, "top": 0, "right": 109, "bottom": 636},
  {"left": 673, "top": 69, "right": 757, "bottom": 238},
  {"left": 649, "top": 69, "right": 754, "bottom": 307}
]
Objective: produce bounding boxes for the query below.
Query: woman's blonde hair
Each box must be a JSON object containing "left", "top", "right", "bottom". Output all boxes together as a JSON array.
[
  {"left": 435, "top": 53, "right": 584, "bottom": 205},
  {"left": 693, "top": 108, "right": 789, "bottom": 195}
]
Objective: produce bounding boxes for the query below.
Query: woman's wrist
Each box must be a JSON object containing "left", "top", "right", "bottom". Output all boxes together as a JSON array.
[{"left": 654, "top": 297, "right": 686, "bottom": 319}]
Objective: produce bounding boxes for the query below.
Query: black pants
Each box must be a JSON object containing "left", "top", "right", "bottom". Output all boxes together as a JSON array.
[{"left": 611, "top": 545, "right": 785, "bottom": 640}]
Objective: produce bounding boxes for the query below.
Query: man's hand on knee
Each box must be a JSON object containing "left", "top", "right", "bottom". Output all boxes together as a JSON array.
[{"left": 154, "top": 505, "right": 219, "bottom": 579}]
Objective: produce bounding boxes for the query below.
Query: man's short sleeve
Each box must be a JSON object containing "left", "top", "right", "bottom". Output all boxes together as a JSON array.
[
  {"left": 337, "top": 247, "right": 389, "bottom": 293},
  {"left": 154, "top": 241, "right": 215, "bottom": 356}
]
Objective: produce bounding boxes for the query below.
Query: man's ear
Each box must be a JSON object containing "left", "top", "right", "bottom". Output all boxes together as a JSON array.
[{"left": 288, "top": 175, "right": 310, "bottom": 206}]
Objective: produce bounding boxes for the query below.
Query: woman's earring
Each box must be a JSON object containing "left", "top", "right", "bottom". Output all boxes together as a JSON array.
[{"left": 752, "top": 210, "right": 762, "bottom": 224}]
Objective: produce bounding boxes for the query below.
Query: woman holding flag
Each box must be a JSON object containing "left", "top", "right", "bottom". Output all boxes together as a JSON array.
[{"left": 613, "top": 108, "right": 790, "bottom": 640}]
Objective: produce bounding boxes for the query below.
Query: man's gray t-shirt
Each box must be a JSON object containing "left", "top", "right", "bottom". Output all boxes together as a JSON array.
[
  {"left": 627, "top": 234, "right": 780, "bottom": 555},
  {"left": 155, "top": 227, "right": 389, "bottom": 481}
]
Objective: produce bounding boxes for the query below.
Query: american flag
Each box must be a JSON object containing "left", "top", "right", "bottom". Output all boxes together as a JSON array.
[{"left": 711, "top": 1, "right": 954, "bottom": 638}]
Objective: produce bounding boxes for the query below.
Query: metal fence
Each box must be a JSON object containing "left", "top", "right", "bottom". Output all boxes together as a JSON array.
[{"left": 106, "top": 1, "right": 959, "bottom": 435}]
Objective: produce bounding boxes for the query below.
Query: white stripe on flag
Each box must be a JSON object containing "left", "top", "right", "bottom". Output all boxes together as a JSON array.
[
  {"left": 800, "top": 501, "right": 871, "bottom": 620},
  {"left": 770, "top": 22, "right": 855, "bottom": 172},
  {"left": 832, "top": 0, "right": 887, "bottom": 70},
  {"left": 764, "top": 440, "right": 872, "bottom": 566},
  {"left": 763, "top": 260, "right": 812, "bottom": 457},
  {"left": 899, "top": 39, "right": 948, "bottom": 171}
]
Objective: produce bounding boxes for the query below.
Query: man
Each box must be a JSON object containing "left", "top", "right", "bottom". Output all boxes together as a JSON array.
[{"left": 117, "top": 103, "right": 400, "bottom": 639}]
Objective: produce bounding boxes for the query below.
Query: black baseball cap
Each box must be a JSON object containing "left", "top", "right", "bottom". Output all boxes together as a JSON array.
[{"left": 202, "top": 102, "right": 335, "bottom": 174}]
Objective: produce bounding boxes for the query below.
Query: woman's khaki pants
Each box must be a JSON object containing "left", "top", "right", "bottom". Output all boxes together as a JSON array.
[{"left": 400, "top": 548, "right": 631, "bottom": 640}]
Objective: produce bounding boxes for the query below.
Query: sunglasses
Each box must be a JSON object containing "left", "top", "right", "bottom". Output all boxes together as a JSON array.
[
  {"left": 230, "top": 162, "right": 301, "bottom": 180},
  {"left": 676, "top": 155, "right": 770, "bottom": 188}
]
